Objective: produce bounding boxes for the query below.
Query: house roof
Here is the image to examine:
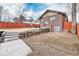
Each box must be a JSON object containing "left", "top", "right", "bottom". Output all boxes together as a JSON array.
[{"left": 39, "top": 10, "right": 66, "bottom": 20}]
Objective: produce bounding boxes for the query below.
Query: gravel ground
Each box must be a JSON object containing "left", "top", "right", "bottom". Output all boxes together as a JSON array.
[{"left": 23, "top": 32, "right": 79, "bottom": 56}]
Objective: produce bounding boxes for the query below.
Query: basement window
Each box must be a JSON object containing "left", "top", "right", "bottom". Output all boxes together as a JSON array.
[{"left": 50, "top": 16, "right": 56, "bottom": 21}]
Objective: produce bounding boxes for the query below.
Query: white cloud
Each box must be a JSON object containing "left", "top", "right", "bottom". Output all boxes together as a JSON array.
[
  {"left": 31, "top": 4, "right": 48, "bottom": 20},
  {"left": 32, "top": 9, "right": 47, "bottom": 20},
  {"left": 26, "top": 9, "right": 33, "bottom": 17},
  {"left": 0, "top": 3, "right": 78, "bottom": 23},
  {"left": 31, "top": 3, "right": 67, "bottom": 20},
  {"left": 32, "top": 3, "right": 72, "bottom": 22},
  {"left": 0, "top": 3, "right": 25, "bottom": 22}
]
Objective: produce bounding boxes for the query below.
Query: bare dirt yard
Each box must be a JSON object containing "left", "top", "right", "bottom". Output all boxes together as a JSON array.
[{"left": 23, "top": 32, "right": 79, "bottom": 56}]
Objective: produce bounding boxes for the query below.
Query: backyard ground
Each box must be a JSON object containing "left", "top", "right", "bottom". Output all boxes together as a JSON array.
[
  {"left": 23, "top": 32, "right": 79, "bottom": 56},
  {"left": 0, "top": 28, "right": 33, "bottom": 32},
  {"left": 1, "top": 28, "right": 79, "bottom": 56}
]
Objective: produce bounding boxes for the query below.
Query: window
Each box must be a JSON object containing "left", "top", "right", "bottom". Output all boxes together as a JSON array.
[
  {"left": 50, "top": 16, "right": 56, "bottom": 21},
  {"left": 44, "top": 22, "right": 48, "bottom": 24}
]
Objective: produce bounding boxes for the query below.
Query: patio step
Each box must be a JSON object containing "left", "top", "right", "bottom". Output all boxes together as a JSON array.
[
  {"left": 3, "top": 32, "right": 20, "bottom": 42},
  {"left": 4, "top": 32, "right": 19, "bottom": 36}
]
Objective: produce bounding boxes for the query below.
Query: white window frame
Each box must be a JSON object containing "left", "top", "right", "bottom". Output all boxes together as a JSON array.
[{"left": 50, "top": 16, "right": 56, "bottom": 21}]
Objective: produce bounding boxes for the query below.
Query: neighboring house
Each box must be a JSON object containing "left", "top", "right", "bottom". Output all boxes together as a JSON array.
[
  {"left": 13, "top": 15, "right": 26, "bottom": 23},
  {"left": 39, "top": 10, "right": 68, "bottom": 32},
  {"left": 13, "top": 17, "right": 19, "bottom": 22},
  {"left": 32, "top": 20, "right": 40, "bottom": 24}
]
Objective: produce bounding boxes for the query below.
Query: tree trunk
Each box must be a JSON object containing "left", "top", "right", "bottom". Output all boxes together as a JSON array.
[{"left": 71, "top": 3, "right": 77, "bottom": 34}]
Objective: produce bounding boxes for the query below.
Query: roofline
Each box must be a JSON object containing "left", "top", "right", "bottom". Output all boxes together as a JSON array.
[{"left": 39, "top": 10, "right": 66, "bottom": 20}]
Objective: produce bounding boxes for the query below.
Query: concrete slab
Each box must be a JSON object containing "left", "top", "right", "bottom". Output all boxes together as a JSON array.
[{"left": 0, "top": 39, "right": 32, "bottom": 56}]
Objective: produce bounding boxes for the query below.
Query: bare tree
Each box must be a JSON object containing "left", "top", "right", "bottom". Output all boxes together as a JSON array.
[
  {"left": 13, "top": 5, "right": 26, "bottom": 23},
  {"left": 57, "top": 3, "right": 78, "bottom": 40},
  {"left": 65, "top": 3, "right": 78, "bottom": 40},
  {"left": 2, "top": 9, "right": 9, "bottom": 22},
  {"left": 65, "top": 3, "right": 77, "bottom": 34},
  {"left": 0, "top": 6, "right": 3, "bottom": 21},
  {"left": 71, "top": 3, "right": 77, "bottom": 34},
  {"left": 19, "top": 9, "right": 26, "bottom": 23}
]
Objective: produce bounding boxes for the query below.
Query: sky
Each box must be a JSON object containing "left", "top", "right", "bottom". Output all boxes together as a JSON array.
[
  {"left": 0, "top": 3, "right": 79, "bottom": 23},
  {"left": 23, "top": 3, "right": 67, "bottom": 20}
]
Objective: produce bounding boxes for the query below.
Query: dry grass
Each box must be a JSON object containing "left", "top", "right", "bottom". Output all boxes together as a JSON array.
[
  {"left": 0, "top": 28, "right": 36, "bottom": 33},
  {"left": 23, "top": 32, "right": 79, "bottom": 56}
]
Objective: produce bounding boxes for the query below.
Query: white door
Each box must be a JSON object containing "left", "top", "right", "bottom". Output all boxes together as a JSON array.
[{"left": 54, "top": 26, "right": 61, "bottom": 32}]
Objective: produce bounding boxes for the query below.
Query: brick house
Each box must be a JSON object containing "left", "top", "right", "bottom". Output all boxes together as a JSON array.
[{"left": 39, "top": 10, "right": 68, "bottom": 32}]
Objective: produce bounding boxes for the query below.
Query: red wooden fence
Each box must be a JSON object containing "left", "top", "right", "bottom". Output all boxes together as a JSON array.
[
  {"left": 0, "top": 22, "right": 41, "bottom": 28},
  {"left": 77, "top": 24, "right": 79, "bottom": 38},
  {"left": 1, "top": 21, "right": 79, "bottom": 38},
  {"left": 63, "top": 21, "right": 71, "bottom": 32},
  {"left": 63, "top": 21, "right": 79, "bottom": 39},
  {"left": 0, "top": 22, "right": 29, "bottom": 28}
]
